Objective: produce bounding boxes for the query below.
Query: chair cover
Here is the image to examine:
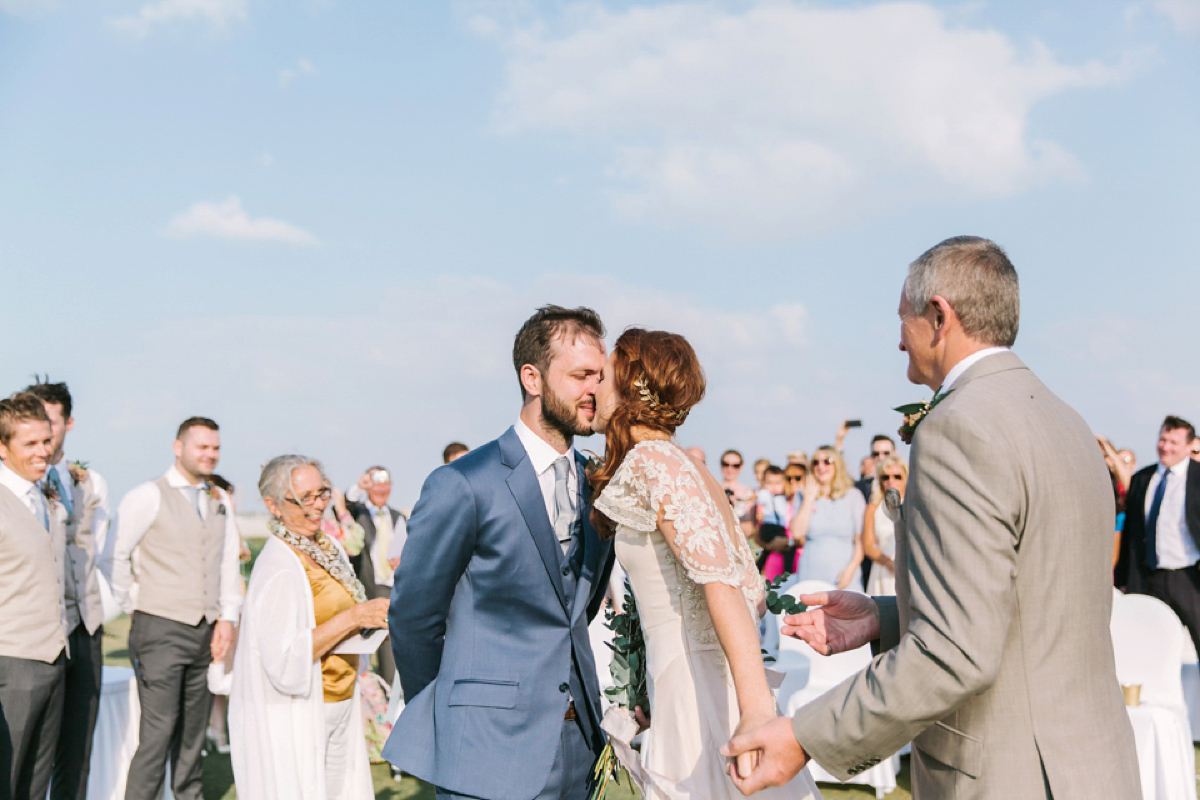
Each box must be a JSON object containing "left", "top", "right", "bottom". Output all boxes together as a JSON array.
[{"left": 1111, "top": 590, "right": 1198, "bottom": 800}]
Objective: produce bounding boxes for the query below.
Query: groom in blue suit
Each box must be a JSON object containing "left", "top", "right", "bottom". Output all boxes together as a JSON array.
[{"left": 385, "top": 305, "right": 616, "bottom": 800}]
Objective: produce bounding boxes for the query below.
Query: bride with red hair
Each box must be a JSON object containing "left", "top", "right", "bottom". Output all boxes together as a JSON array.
[{"left": 591, "top": 328, "right": 820, "bottom": 800}]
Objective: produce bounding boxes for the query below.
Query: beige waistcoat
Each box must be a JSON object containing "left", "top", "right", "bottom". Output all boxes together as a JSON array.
[
  {"left": 0, "top": 484, "right": 69, "bottom": 663},
  {"left": 64, "top": 473, "right": 105, "bottom": 634},
  {"left": 133, "top": 476, "right": 226, "bottom": 625}
]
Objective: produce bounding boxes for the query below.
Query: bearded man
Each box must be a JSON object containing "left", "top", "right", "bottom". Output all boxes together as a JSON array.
[{"left": 384, "top": 305, "right": 616, "bottom": 800}]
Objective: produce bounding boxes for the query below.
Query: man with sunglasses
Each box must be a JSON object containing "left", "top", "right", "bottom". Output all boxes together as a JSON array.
[{"left": 106, "top": 417, "right": 243, "bottom": 800}]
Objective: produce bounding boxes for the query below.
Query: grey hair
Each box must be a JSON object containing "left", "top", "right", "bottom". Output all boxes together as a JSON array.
[
  {"left": 258, "top": 454, "right": 329, "bottom": 509},
  {"left": 903, "top": 236, "right": 1020, "bottom": 347}
]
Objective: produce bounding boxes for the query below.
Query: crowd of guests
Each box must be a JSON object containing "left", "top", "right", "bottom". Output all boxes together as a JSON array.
[{"left": 1, "top": 373, "right": 1198, "bottom": 800}]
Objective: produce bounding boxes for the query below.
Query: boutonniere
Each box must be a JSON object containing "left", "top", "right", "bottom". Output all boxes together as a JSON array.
[
  {"left": 581, "top": 450, "right": 603, "bottom": 479},
  {"left": 68, "top": 460, "right": 89, "bottom": 486},
  {"left": 42, "top": 480, "right": 60, "bottom": 506},
  {"left": 895, "top": 388, "right": 953, "bottom": 445}
]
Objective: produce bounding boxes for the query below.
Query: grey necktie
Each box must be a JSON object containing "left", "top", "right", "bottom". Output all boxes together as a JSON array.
[
  {"left": 552, "top": 457, "right": 574, "bottom": 554},
  {"left": 188, "top": 484, "right": 206, "bottom": 519}
]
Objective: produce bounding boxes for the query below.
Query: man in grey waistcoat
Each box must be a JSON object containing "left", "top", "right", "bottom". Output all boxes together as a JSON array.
[
  {"left": 725, "top": 237, "right": 1140, "bottom": 799},
  {"left": 105, "top": 417, "right": 243, "bottom": 800},
  {"left": 25, "top": 379, "right": 107, "bottom": 800},
  {"left": 0, "top": 393, "right": 71, "bottom": 800}
]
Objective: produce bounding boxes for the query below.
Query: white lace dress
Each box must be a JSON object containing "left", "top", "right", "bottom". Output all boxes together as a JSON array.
[{"left": 594, "top": 440, "right": 821, "bottom": 800}]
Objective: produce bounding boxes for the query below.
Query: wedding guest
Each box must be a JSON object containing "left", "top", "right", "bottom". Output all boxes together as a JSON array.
[
  {"left": 786, "top": 450, "right": 807, "bottom": 467},
  {"left": 752, "top": 457, "right": 771, "bottom": 487},
  {"left": 321, "top": 487, "right": 366, "bottom": 557},
  {"left": 345, "top": 466, "right": 407, "bottom": 684},
  {"left": 758, "top": 464, "right": 805, "bottom": 580},
  {"left": 106, "top": 417, "right": 243, "bottom": 800},
  {"left": 442, "top": 442, "right": 469, "bottom": 463},
  {"left": 721, "top": 450, "right": 756, "bottom": 537},
  {"left": 853, "top": 435, "right": 896, "bottom": 502},
  {"left": 1098, "top": 436, "right": 1133, "bottom": 569},
  {"left": 862, "top": 456, "right": 908, "bottom": 596},
  {"left": 0, "top": 394, "right": 69, "bottom": 800},
  {"left": 24, "top": 380, "right": 106, "bottom": 800},
  {"left": 229, "top": 455, "right": 388, "bottom": 800},
  {"left": 790, "top": 446, "right": 866, "bottom": 589},
  {"left": 1116, "top": 416, "right": 1200, "bottom": 656}
]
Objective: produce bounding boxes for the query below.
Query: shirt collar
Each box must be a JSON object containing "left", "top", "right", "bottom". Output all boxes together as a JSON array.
[
  {"left": 165, "top": 464, "right": 203, "bottom": 489},
  {"left": 1162, "top": 459, "right": 1190, "bottom": 479},
  {"left": 514, "top": 418, "right": 576, "bottom": 477},
  {"left": 941, "top": 347, "right": 1010, "bottom": 393},
  {"left": 0, "top": 462, "right": 38, "bottom": 499}
]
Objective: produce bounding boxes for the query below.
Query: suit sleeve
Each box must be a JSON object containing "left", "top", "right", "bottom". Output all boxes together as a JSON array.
[
  {"left": 389, "top": 465, "right": 477, "bottom": 702},
  {"left": 791, "top": 405, "right": 1022, "bottom": 778}
]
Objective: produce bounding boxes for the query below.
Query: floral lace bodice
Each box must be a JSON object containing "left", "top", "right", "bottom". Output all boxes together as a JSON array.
[{"left": 595, "top": 439, "right": 765, "bottom": 643}]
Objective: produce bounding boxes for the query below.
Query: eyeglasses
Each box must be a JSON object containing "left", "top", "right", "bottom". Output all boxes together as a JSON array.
[
  {"left": 811, "top": 458, "right": 834, "bottom": 467},
  {"left": 284, "top": 487, "right": 332, "bottom": 508},
  {"left": 721, "top": 461, "right": 742, "bottom": 469},
  {"left": 880, "top": 474, "right": 905, "bottom": 482}
]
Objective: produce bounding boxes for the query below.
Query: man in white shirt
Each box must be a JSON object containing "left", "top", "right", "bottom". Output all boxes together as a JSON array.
[
  {"left": 346, "top": 465, "right": 407, "bottom": 683},
  {"left": 1117, "top": 416, "right": 1200, "bottom": 656},
  {"left": 0, "top": 393, "right": 69, "bottom": 800},
  {"left": 24, "top": 379, "right": 109, "bottom": 800},
  {"left": 104, "top": 417, "right": 242, "bottom": 800}
]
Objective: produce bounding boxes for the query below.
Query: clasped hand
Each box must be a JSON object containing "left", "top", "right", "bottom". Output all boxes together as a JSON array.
[{"left": 720, "top": 591, "right": 881, "bottom": 794}]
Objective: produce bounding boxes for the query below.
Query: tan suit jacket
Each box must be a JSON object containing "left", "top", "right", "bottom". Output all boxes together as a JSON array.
[{"left": 791, "top": 352, "right": 1140, "bottom": 799}]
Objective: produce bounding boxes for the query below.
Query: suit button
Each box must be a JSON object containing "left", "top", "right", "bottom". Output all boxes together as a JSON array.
[
  {"left": 562, "top": 566, "right": 570, "bottom": 576},
  {"left": 559, "top": 683, "right": 569, "bottom": 693}
]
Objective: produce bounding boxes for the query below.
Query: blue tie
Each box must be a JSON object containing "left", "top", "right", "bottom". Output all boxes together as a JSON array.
[
  {"left": 46, "top": 468, "right": 73, "bottom": 519},
  {"left": 1145, "top": 469, "right": 1170, "bottom": 570}
]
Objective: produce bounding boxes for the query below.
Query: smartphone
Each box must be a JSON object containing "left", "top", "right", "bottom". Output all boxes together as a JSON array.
[{"left": 844, "top": 419, "right": 862, "bottom": 428}]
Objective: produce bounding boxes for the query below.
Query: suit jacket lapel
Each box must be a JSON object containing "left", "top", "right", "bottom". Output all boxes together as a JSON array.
[
  {"left": 500, "top": 428, "right": 569, "bottom": 612},
  {"left": 570, "top": 451, "right": 595, "bottom": 623}
]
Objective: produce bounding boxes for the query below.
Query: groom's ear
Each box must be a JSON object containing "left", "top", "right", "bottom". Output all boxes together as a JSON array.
[
  {"left": 928, "top": 295, "right": 953, "bottom": 334},
  {"left": 519, "top": 363, "right": 543, "bottom": 399}
]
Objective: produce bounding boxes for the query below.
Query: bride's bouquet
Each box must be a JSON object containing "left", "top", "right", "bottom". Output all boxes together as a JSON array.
[{"left": 588, "top": 581, "right": 648, "bottom": 799}]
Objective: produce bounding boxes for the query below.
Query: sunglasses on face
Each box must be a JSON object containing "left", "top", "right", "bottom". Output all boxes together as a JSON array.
[
  {"left": 811, "top": 458, "right": 834, "bottom": 467},
  {"left": 872, "top": 450, "right": 893, "bottom": 458},
  {"left": 785, "top": 475, "right": 805, "bottom": 482},
  {"left": 881, "top": 474, "right": 904, "bottom": 482},
  {"left": 721, "top": 461, "right": 742, "bottom": 468}
]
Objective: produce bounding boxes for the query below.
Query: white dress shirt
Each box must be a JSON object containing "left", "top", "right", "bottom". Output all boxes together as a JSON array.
[
  {"left": 105, "top": 465, "right": 243, "bottom": 622},
  {"left": 514, "top": 418, "right": 578, "bottom": 525},
  {"left": 1146, "top": 459, "right": 1199, "bottom": 570},
  {"left": 941, "top": 346, "right": 1011, "bottom": 393},
  {"left": 0, "top": 462, "right": 49, "bottom": 528}
]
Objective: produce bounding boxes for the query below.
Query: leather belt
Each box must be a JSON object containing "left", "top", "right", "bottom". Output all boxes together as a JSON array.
[{"left": 564, "top": 701, "right": 577, "bottom": 721}]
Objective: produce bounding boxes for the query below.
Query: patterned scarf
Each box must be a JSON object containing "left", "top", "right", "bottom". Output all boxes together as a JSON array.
[{"left": 270, "top": 517, "right": 367, "bottom": 604}]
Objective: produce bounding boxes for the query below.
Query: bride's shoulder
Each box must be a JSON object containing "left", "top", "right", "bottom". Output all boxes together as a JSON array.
[{"left": 622, "top": 439, "right": 693, "bottom": 471}]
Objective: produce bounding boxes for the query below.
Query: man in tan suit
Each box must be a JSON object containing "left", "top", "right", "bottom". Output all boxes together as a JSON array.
[
  {"left": 724, "top": 237, "right": 1140, "bottom": 799},
  {"left": 0, "top": 393, "right": 71, "bottom": 800}
]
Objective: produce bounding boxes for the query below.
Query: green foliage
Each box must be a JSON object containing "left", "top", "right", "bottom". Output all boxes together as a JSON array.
[
  {"left": 603, "top": 581, "right": 648, "bottom": 711},
  {"left": 764, "top": 573, "right": 807, "bottom": 616}
]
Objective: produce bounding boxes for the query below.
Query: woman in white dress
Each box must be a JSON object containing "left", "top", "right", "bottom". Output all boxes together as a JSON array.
[
  {"left": 229, "top": 455, "right": 389, "bottom": 800},
  {"left": 590, "top": 328, "right": 820, "bottom": 800},
  {"left": 862, "top": 456, "right": 908, "bottom": 597}
]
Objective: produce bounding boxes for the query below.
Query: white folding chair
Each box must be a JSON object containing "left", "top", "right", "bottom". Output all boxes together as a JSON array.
[
  {"left": 774, "top": 580, "right": 899, "bottom": 798},
  {"left": 1111, "top": 590, "right": 1198, "bottom": 800}
]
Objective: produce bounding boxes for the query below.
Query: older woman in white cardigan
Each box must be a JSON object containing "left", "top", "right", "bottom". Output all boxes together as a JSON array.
[{"left": 229, "top": 455, "right": 389, "bottom": 800}]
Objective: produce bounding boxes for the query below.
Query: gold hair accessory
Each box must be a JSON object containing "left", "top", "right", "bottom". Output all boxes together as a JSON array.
[{"left": 633, "top": 374, "right": 689, "bottom": 424}]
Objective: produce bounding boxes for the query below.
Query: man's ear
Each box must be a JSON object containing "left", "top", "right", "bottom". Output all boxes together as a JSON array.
[
  {"left": 65, "top": 416, "right": 75, "bottom": 434},
  {"left": 928, "top": 295, "right": 955, "bottom": 339},
  {"left": 172, "top": 439, "right": 184, "bottom": 460},
  {"left": 519, "top": 364, "right": 543, "bottom": 399}
]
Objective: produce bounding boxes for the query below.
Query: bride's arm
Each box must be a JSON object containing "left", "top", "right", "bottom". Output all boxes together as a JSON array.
[{"left": 704, "top": 581, "right": 778, "bottom": 725}]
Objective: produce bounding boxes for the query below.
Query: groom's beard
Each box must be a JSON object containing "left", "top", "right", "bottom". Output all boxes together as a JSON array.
[{"left": 541, "top": 384, "right": 594, "bottom": 441}]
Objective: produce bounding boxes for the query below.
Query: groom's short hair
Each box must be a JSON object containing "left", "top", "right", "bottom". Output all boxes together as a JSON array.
[
  {"left": 512, "top": 305, "right": 605, "bottom": 399},
  {"left": 905, "top": 236, "right": 1020, "bottom": 347}
]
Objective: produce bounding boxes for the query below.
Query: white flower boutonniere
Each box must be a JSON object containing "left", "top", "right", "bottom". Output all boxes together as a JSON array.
[
  {"left": 68, "top": 460, "right": 89, "bottom": 486},
  {"left": 895, "top": 389, "right": 952, "bottom": 445}
]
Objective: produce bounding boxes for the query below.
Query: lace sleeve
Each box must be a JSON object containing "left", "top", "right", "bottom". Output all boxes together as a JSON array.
[
  {"left": 594, "top": 455, "right": 658, "bottom": 533},
  {"left": 629, "top": 442, "right": 748, "bottom": 588}
]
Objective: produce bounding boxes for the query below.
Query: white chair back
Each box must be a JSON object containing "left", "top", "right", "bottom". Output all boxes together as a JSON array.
[{"left": 1111, "top": 591, "right": 1186, "bottom": 709}]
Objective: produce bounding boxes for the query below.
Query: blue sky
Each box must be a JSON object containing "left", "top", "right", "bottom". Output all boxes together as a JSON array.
[{"left": 1, "top": 0, "right": 1197, "bottom": 509}]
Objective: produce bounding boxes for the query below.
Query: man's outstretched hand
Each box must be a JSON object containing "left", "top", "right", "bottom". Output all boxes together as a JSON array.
[
  {"left": 781, "top": 591, "right": 880, "bottom": 656},
  {"left": 722, "top": 716, "right": 809, "bottom": 795}
]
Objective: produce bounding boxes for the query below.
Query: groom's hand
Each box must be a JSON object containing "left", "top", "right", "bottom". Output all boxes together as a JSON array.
[
  {"left": 722, "top": 716, "right": 809, "bottom": 795},
  {"left": 781, "top": 591, "right": 879, "bottom": 655}
]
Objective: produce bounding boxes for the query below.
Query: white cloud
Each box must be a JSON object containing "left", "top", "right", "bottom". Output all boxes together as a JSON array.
[
  {"left": 107, "top": 0, "right": 247, "bottom": 38},
  {"left": 481, "top": 1, "right": 1133, "bottom": 236},
  {"left": 164, "top": 196, "right": 319, "bottom": 246},
  {"left": 1153, "top": 0, "right": 1200, "bottom": 32},
  {"left": 279, "top": 58, "right": 318, "bottom": 87}
]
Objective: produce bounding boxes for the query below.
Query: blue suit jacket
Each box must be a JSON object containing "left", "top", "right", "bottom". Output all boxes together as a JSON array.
[{"left": 383, "top": 427, "right": 615, "bottom": 799}]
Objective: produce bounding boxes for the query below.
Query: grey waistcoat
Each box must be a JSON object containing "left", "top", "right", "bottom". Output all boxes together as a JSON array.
[{"left": 134, "top": 476, "right": 226, "bottom": 625}]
